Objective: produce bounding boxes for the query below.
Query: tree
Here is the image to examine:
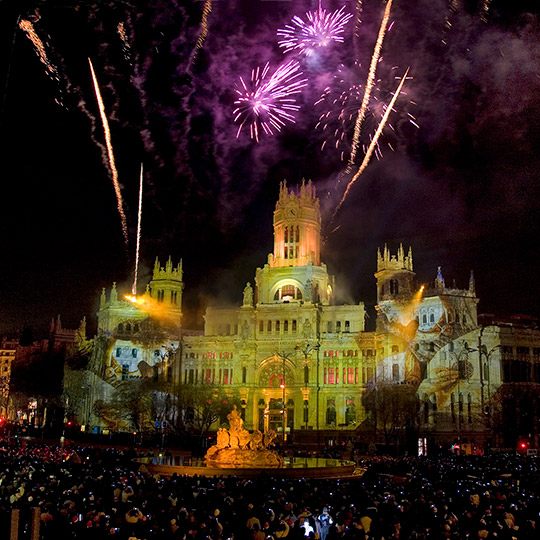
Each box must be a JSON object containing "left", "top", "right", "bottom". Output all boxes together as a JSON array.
[
  {"left": 485, "top": 383, "right": 540, "bottom": 448},
  {"left": 362, "top": 382, "right": 420, "bottom": 450},
  {"left": 180, "top": 384, "right": 242, "bottom": 439}
]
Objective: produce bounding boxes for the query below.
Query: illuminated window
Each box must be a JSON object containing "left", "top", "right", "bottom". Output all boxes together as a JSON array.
[
  {"left": 205, "top": 369, "right": 213, "bottom": 384},
  {"left": 324, "top": 368, "right": 327, "bottom": 384},
  {"left": 328, "top": 367, "right": 335, "bottom": 384},
  {"left": 347, "top": 367, "right": 354, "bottom": 384},
  {"left": 281, "top": 285, "right": 295, "bottom": 299}
]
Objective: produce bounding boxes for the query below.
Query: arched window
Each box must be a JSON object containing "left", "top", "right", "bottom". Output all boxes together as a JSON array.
[
  {"left": 132, "top": 348, "right": 137, "bottom": 358},
  {"left": 126, "top": 323, "right": 131, "bottom": 332},
  {"left": 116, "top": 348, "right": 122, "bottom": 357},
  {"left": 118, "top": 323, "right": 123, "bottom": 332},
  {"left": 429, "top": 312, "right": 435, "bottom": 323},
  {"left": 422, "top": 314, "right": 427, "bottom": 325}
]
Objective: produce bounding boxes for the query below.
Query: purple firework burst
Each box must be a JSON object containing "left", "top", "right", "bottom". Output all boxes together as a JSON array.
[
  {"left": 233, "top": 60, "right": 307, "bottom": 142},
  {"left": 277, "top": 6, "right": 353, "bottom": 57}
]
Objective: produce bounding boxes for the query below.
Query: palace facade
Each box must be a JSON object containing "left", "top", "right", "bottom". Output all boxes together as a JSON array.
[{"left": 80, "top": 181, "right": 540, "bottom": 449}]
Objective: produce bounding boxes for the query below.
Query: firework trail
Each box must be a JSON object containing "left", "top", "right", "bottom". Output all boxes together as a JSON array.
[
  {"left": 88, "top": 58, "right": 129, "bottom": 248},
  {"left": 188, "top": 0, "right": 212, "bottom": 72},
  {"left": 19, "top": 19, "right": 65, "bottom": 106},
  {"left": 234, "top": 60, "right": 307, "bottom": 142},
  {"left": 334, "top": 68, "right": 409, "bottom": 217},
  {"left": 480, "top": 0, "right": 491, "bottom": 23},
  {"left": 442, "top": 0, "right": 459, "bottom": 45},
  {"left": 117, "top": 22, "right": 132, "bottom": 64},
  {"left": 132, "top": 164, "right": 143, "bottom": 296},
  {"left": 19, "top": 19, "right": 57, "bottom": 76},
  {"left": 277, "top": 5, "right": 353, "bottom": 57},
  {"left": 347, "top": 0, "right": 393, "bottom": 173},
  {"left": 353, "top": 0, "right": 363, "bottom": 59}
]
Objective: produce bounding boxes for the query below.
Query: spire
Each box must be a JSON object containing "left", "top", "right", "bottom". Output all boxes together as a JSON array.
[
  {"left": 469, "top": 270, "right": 476, "bottom": 295},
  {"left": 110, "top": 282, "right": 118, "bottom": 302},
  {"left": 435, "top": 266, "right": 445, "bottom": 289},
  {"left": 100, "top": 287, "right": 107, "bottom": 307}
]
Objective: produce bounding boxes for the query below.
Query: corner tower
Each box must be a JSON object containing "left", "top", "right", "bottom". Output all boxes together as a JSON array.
[
  {"left": 148, "top": 256, "right": 184, "bottom": 319},
  {"left": 375, "top": 244, "right": 415, "bottom": 303}
]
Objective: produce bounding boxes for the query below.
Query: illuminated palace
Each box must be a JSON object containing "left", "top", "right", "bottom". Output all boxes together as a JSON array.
[{"left": 83, "top": 181, "right": 540, "bottom": 448}]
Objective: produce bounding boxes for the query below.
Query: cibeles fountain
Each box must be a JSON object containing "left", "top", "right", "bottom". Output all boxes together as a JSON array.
[
  {"left": 205, "top": 407, "right": 284, "bottom": 468},
  {"left": 140, "top": 408, "right": 357, "bottom": 478}
]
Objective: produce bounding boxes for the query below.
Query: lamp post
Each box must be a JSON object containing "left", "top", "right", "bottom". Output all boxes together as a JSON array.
[{"left": 295, "top": 341, "right": 320, "bottom": 439}]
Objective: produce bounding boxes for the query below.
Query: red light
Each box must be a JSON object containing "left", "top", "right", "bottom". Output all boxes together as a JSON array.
[
  {"left": 67, "top": 421, "right": 72, "bottom": 426},
  {"left": 521, "top": 443, "right": 526, "bottom": 448},
  {"left": 0, "top": 418, "right": 4, "bottom": 423}
]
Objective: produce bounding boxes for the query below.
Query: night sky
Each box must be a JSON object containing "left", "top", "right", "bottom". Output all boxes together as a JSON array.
[{"left": 0, "top": 0, "right": 539, "bottom": 338}]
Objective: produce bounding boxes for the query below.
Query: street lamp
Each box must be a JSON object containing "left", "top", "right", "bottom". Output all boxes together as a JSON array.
[{"left": 295, "top": 341, "right": 320, "bottom": 434}]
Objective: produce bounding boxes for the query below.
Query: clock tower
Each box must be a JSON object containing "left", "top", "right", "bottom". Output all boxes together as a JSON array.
[
  {"left": 255, "top": 180, "right": 334, "bottom": 305},
  {"left": 271, "top": 179, "right": 321, "bottom": 268}
]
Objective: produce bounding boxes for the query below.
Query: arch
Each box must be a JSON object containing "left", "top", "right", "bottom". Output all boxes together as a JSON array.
[
  {"left": 257, "top": 356, "right": 296, "bottom": 388},
  {"left": 270, "top": 279, "right": 304, "bottom": 303}
]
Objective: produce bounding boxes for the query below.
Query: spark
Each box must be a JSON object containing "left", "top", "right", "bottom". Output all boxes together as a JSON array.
[
  {"left": 480, "top": 0, "right": 491, "bottom": 23},
  {"left": 334, "top": 68, "right": 409, "bottom": 217},
  {"left": 117, "top": 22, "right": 132, "bottom": 63},
  {"left": 347, "top": 0, "right": 393, "bottom": 172},
  {"left": 132, "top": 164, "right": 144, "bottom": 296},
  {"left": 19, "top": 19, "right": 57, "bottom": 76},
  {"left": 88, "top": 58, "right": 129, "bottom": 248},
  {"left": 189, "top": 0, "right": 212, "bottom": 71},
  {"left": 233, "top": 60, "right": 307, "bottom": 142},
  {"left": 277, "top": 5, "right": 353, "bottom": 57}
]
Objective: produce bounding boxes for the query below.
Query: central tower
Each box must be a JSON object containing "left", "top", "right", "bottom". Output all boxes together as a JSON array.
[
  {"left": 271, "top": 179, "right": 321, "bottom": 268},
  {"left": 255, "top": 180, "right": 334, "bottom": 305}
]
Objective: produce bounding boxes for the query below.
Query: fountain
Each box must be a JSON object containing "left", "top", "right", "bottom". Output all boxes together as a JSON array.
[
  {"left": 138, "top": 408, "right": 358, "bottom": 478},
  {"left": 204, "top": 406, "right": 283, "bottom": 468}
]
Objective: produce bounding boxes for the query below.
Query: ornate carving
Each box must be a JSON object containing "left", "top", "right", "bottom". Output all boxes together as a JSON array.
[{"left": 243, "top": 282, "right": 253, "bottom": 307}]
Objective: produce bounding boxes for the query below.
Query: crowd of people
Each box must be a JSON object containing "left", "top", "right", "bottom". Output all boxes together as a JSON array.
[{"left": 0, "top": 440, "right": 538, "bottom": 539}]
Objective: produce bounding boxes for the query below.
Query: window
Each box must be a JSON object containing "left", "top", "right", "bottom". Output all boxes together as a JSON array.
[
  {"left": 157, "top": 290, "right": 164, "bottom": 302},
  {"left": 122, "top": 364, "right": 129, "bottom": 380},
  {"left": 390, "top": 280, "right": 399, "bottom": 295},
  {"left": 267, "top": 320, "right": 272, "bottom": 332},
  {"left": 284, "top": 320, "right": 289, "bottom": 332},
  {"left": 276, "top": 320, "right": 280, "bottom": 332},
  {"left": 171, "top": 291, "right": 177, "bottom": 304},
  {"left": 345, "top": 321, "right": 350, "bottom": 332},
  {"left": 345, "top": 399, "right": 356, "bottom": 425},
  {"left": 134, "top": 324, "right": 139, "bottom": 332},
  {"left": 336, "top": 321, "right": 342, "bottom": 332},
  {"left": 347, "top": 367, "right": 354, "bottom": 384},
  {"left": 327, "top": 321, "right": 333, "bottom": 333},
  {"left": 116, "top": 348, "right": 122, "bottom": 357},
  {"left": 242, "top": 367, "right": 247, "bottom": 384},
  {"left": 118, "top": 323, "right": 123, "bottom": 332},
  {"left": 392, "top": 345, "right": 399, "bottom": 354},
  {"left": 132, "top": 348, "right": 137, "bottom": 358},
  {"left": 222, "top": 369, "right": 229, "bottom": 385},
  {"left": 205, "top": 369, "right": 213, "bottom": 384},
  {"left": 292, "top": 320, "right": 297, "bottom": 332},
  {"left": 259, "top": 320, "right": 264, "bottom": 333},
  {"left": 429, "top": 313, "right": 435, "bottom": 324},
  {"left": 326, "top": 399, "right": 336, "bottom": 426},
  {"left": 328, "top": 367, "right": 335, "bottom": 384}
]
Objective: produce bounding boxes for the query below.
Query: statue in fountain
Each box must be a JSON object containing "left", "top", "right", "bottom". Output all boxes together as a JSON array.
[{"left": 205, "top": 406, "right": 284, "bottom": 468}]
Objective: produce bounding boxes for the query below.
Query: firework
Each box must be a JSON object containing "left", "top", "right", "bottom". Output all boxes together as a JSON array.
[
  {"left": 277, "top": 5, "right": 353, "bottom": 57},
  {"left": 315, "top": 61, "right": 366, "bottom": 162},
  {"left": 347, "top": 0, "right": 393, "bottom": 172},
  {"left": 132, "top": 164, "right": 143, "bottom": 296},
  {"left": 117, "top": 22, "right": 132, "bottom": 63},
  {"left": 334, "top": 68, "right": 409, "bottom": 216},
  {"left": 480, "top": 0, "right": 491, "bottom": 23},
  {"left": 19, "top": 19, "right": 57, "bottom": 76},
  {"left": 233, "top": 60, "right": 307, "bottom": 142},
  {"left": 88, "top": 58, "right": 129, "bottom": 248},
  {"left": 189, "top": 0, "right": 212, "bottom": 71}
]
